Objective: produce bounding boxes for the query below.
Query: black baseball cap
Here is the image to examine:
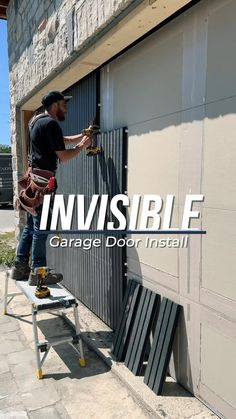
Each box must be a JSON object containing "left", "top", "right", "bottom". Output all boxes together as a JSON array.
[{"left": 42, "top": 91, "right": 72, "bottom": 108}]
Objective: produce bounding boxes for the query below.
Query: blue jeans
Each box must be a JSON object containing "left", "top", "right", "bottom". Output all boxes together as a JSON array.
[{"left": 16, "top": 206, "right": 49, "bottom": 270}]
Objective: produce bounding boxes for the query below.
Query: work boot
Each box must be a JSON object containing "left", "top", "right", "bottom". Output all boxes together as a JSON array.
[
  {"left": 11, "top": 261, "right": 30, "bottom": 281},
  {"left": 28, "top": 270, "right": 63, "bottom": 286}
]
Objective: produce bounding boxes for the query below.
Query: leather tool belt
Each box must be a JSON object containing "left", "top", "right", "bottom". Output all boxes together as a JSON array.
[{"left": 17, "top": 167, "right": 56, "bottom": 216}]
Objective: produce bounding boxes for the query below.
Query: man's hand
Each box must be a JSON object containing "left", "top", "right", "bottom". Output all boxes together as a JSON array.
[
  {"left": 75, "top": 135, "right": 92, "bottom": 150},
  {"left": 63, "top": 133, "right": 84, "bottom": 144},
  {"left": 56, "top": 135, "right": 92, "bottom": 163},
  {"left": 64, "top": 131, "right": 93, "bottom": 145}
]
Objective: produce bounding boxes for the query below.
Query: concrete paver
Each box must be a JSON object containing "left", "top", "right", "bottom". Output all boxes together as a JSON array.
[
  {"left": 0, "top": 356, "right": 9, "bottom": 374},
  {"left": 10, "top": 360, "right": 36, "bottom": 377},
  {"left": 0, "top": 341, "right": 24, "bottom": 355},
  {"left": 0, "top": 371, "right": 22, "bottom": 410},
  {"left": 21, "top": 384, "right": 61, "bottom": 411},
  {"left": 0, "top": 321, "right": 20, "bottom": 334},
  {"left": 28, "top": 405, "right": 61, "bottom": 419},
  {"left": 27, "top": 403, "right": 72, "bottom": 419},
  {"left": 14, "top": 370, "right": 46, "bottom": 393},
  {"left": 0, "top": 404, "right": 29, "bottom": 419},
  {"left": 0, "top": 372, "right": 19, "bottom": 397},
  {"left": 0, "top": 315, "right": 13, "bottom": 325},
  {"left": 54, "top": 402, "right": 72, "bottom": 419},
  {"left": 1, "top": 331, "right": 23, "bottom": 341},
  {"left": 7, "top": 348, "right": 36, "bottom": 365}
]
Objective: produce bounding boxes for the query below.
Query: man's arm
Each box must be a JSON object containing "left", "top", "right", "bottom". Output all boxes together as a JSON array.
[
  {"left": 63, "top": 133, "right": 84, "bottom": 144},
  {"left": 56, "top": 135, "right": 91, "bottom": 162}
]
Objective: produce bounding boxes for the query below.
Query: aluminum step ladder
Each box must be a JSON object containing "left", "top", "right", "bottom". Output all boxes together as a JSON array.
[{"left": 3, "top": 270, "right": 86, "bottom": 379}]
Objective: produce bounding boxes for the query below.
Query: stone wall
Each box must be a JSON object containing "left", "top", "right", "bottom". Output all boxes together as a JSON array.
[
  {"left": 7, "top": 0, "right": 137, "bottom": 103},
  {"left": 6, "top": 0, "right": 138, "bottom": 232}
]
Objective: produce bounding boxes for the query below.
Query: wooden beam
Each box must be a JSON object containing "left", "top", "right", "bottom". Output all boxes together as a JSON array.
[
  {"left": 0, "top": 1, "right": 9, "bottom": 8},
  {"left": 22, "top": 110, "right": 35, "bottom": 169}
]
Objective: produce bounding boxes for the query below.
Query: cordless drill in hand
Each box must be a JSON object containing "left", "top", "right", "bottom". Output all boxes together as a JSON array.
[{"left": 83, "top": 124, "right": 101, "bottom": 156}]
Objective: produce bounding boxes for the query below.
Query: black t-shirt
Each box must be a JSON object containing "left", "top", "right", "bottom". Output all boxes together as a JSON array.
[{"left": 29, "top": 115, "right": 65, "bottom": 172}]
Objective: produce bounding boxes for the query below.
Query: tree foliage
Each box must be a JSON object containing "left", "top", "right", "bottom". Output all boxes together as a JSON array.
[{"left": 0, "top": 144, "right": 11, "bottom": 154}]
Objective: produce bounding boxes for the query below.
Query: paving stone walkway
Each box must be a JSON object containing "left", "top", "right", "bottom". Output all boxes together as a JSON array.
[{"left": 0, "top": 272, "right": 150, "bottom": 419}]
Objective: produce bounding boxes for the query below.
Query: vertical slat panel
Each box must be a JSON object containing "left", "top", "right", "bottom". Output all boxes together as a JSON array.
[
  {"left": 47, "top": 72, "right": 127, "bottom": 329},
  {"left": 153, "top": 302, "right": 180, "bottom": 394},
  {"left": 112, "top": 280, "right": 142, "bottom": 361},
  {"left": 125, "top": 290, "right": 160, "bottom": 375},
  {"left": 144, "top": 298, "right": 169, "bottom": 387},
  {"left": 144, "top": 298, "right": 181, "bottom": 394},
  {"left": 124, "top": 288, "right": 149, "bottom": 366}
]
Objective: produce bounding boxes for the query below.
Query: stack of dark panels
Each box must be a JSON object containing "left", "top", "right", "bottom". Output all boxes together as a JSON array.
[
  {"left": 112, "top": 281, "right": 181, "bottom": 396},
  {"left": 144, "top": 298, "right": 181, "bottom": 395}
]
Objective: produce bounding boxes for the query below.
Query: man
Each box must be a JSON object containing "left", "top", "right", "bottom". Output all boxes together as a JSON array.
[{"left": 11, "top": 91, "right": 92, "bottom": 285}]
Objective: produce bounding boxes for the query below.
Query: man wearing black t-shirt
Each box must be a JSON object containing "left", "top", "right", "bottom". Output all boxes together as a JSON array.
[{"left": 12, "top": 91, "right": 92, "bottom": 284}]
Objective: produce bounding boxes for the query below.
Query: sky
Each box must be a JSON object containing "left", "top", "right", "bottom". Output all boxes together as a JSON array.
[{"left": 0, "top": 20, "right": 10, "bottom": 145}]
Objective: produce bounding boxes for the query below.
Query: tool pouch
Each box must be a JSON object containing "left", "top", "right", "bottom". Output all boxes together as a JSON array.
[
  {"left": 17, "top": 167, "right": 56, "bottom": 215},
  {"left": 18, "top": 166, "right": 32, "bottom": 189}
]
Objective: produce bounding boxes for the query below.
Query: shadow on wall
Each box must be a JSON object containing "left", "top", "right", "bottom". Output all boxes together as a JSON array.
[{"left": 110, "top": 90, "right": 236, "bottom": 139}]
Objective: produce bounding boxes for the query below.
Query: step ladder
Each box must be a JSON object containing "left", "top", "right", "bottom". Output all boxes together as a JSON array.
[{"left": 3, "top": 270, "right": 86, "bottom": 379}]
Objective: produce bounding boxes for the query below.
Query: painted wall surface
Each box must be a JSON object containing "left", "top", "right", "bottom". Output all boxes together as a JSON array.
[{"left": 100, "top": 0, "right": 236, "bottom": 417}]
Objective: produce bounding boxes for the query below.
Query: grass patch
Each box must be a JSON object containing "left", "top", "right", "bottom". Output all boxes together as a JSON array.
[{"left": 0, "top": 231, "right": 16, "bottom": 267}]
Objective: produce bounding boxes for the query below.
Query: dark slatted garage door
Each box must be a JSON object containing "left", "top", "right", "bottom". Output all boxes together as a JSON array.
[{"left": 47, "top": 71, "right": 127, "bottom": 329}]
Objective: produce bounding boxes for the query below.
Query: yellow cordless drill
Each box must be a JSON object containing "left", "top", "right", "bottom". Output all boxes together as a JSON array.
[
  {"left": 83, "top": 124, "right": 101, "bottom": 156},
  {"left": 34, "top": 267, "right": 51, "bottom": 298}
]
